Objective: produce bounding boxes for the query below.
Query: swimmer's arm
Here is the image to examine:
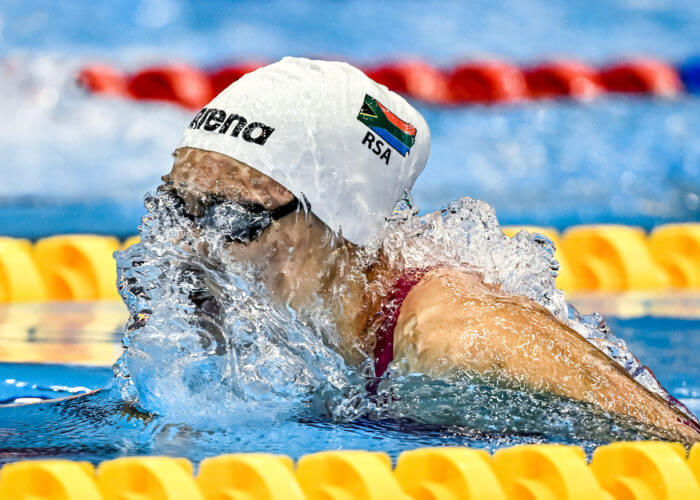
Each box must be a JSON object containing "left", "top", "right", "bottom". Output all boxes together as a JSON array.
[{"left": 393, "top": 268, "right": 699, "bottom": 443}]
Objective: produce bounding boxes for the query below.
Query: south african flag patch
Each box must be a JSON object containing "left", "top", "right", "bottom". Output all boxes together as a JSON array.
[{"left": 357, "top": 94, "right": 416, "bottom": 156}]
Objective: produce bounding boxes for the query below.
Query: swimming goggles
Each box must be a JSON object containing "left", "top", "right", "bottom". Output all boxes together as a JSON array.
[
  {"left": 202, "top": 197, "right": 300, "bottom": 244},
  {"left": 164, "top": 185, "right": 300, "bottom": 244}
]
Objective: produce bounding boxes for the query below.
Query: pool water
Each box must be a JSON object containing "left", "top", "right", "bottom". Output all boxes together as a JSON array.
[
  {"left": 0, "top": 306, "right": 697, "bottom": 465},
  {"left": 1, "top": 0, "right": 699, "bottom": 469}
]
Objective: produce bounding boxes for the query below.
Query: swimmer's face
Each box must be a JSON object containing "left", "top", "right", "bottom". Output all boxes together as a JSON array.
[
  {"left": 163, "top": 147, "right": 353, "bottom": 308},
  {"left": 163, "top": 146, "right": 340, "bottom": 255},
  {"left": 163, "top": 147, "right": 304, "bottom": 262}
]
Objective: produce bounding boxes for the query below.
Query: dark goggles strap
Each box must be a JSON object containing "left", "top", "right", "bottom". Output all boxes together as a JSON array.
[
  {"left": 238, "top": 197, "right": 301, "bottom": 220},
  {"left": 269, "top": 197, "right": 300, "bottom": 220}
]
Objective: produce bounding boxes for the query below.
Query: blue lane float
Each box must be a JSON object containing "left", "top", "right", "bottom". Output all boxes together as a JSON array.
[{"left": 679, "top": 57, "right": 700, "bottom": 94}]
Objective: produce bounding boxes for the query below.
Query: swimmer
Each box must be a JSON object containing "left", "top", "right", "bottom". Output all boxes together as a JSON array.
[{"left": 161, "top": 57, "right": 699, "bottom": 443}]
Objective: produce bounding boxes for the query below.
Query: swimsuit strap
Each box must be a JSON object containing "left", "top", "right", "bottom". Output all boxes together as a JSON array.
[{"left": 373, "top": 268, "right": 431, "bottom": 377}]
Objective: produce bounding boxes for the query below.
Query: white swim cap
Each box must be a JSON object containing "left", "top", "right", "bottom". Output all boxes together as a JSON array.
[{"left": 178, "top": 57, "right": 430, "bottom": 245}]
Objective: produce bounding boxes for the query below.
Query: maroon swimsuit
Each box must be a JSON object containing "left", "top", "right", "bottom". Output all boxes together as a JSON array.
[{"left": 372, "top": 268, "right": 430, "bottom": 377}]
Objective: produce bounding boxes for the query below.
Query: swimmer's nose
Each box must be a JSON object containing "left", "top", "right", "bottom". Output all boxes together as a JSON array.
[
  {"left": 160, "top": 175, "right": 209, "bottom": 217},
  {"left": 176, "top": 188, "right": 210, "bottom": 218}
]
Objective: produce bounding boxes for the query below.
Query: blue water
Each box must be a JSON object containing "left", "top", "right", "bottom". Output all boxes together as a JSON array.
[
  {"left": 3, "top": 0, "right": 700, "bottom": 63},
  {"left": 0, "top": 316, "right": 697, "bottom": 465},
  {"left": 0, "top": 0, "right": 699, "bottom": 238}
]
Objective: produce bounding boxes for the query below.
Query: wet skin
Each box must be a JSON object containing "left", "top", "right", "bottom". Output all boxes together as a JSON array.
[{"left": 167, "top": 147, "right": 700, "bottom": 443}]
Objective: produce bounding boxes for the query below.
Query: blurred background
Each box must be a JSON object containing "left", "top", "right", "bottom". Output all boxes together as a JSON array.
[{"left": 1, "top": 0, "right": 699, "bottom": 238}]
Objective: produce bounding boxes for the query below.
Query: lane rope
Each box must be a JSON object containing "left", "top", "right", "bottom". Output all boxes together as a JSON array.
[
  {"left": 0, "top": 224, "right": 698, "bottom": 302},
  {"left": 1, "top": 442, "right": 698, "bottom": 499},
  {"left": 78, "top": 58, "right": 700, "bottom": 108}
]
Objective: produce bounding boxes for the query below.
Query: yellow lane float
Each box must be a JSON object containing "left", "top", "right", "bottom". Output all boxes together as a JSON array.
[
  {"left": 197, "top": 454, "right": 305, "bottom": 500},
  {"left": 649, "top": 223, "right": 700, "bottom": 288},
  {"left": 296, "top": 450, "right": 406, "bottom": 500},
  {"left": 0, "top": 224, "right": 699, "bottom": 302},
  {"left": 395, "top": 447, "right": 506, "bottom": 499},
  {"left": 96, "top": 457, "right": 203, "bottom": 500},
  {"left": 562, "top": 225, "right": 669, "bottom": 291},
  {"left": 591, "top": 441, "right": 700, "bottom": 500},
  {"left": 0, "top": 237, "right": 47, "bottom": 302},
  {"left": 1, "top": 442, "right": 699, "bottom": 500},
  {"left": 492, "top": 444, "right": 606, "bottom": 500},
  {"left": 34, "top": 235, "right": 120, "bottom": 301}
]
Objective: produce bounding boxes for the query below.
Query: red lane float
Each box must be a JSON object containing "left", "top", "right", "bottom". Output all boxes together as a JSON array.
[
  {"left": 127, "top": 64, "right": 214, "bottom": 109},
  {"left": 446, "top": 61, "right": 527, "bottom": 104},
  {"left": 598, "top": 59, "right": 683, "bottom": 96},
  {"left": 79, "top": 57, "right": 687, "bottom": 107},
  {"left": 524, "top": 61, "right": 601, "bottom": 100},
  {"left": 208, "top": 62, "right": 266, "bottom": 95},
  {"left": 364, "top": 60, "right": 450, "bottom": 104},
  {"left": 77, "top": 64, "right": 128, "bottom": 96}
]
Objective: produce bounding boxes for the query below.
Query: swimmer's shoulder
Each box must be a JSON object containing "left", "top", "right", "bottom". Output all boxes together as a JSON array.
[
  {"left": 399, "top": 267, "right": 493, "bottom": 316},
  {"left": 401, "top": 266, "right": 554, "bottom": 319},
  {"left": 393, "top": 267, "right": 535, "bottom": 359},
  {"left": 393, "top": 268, "right": 490, "bottom": 347},
  {"left": 390, "top": 267, "right": 496, "bottom": 374}
]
